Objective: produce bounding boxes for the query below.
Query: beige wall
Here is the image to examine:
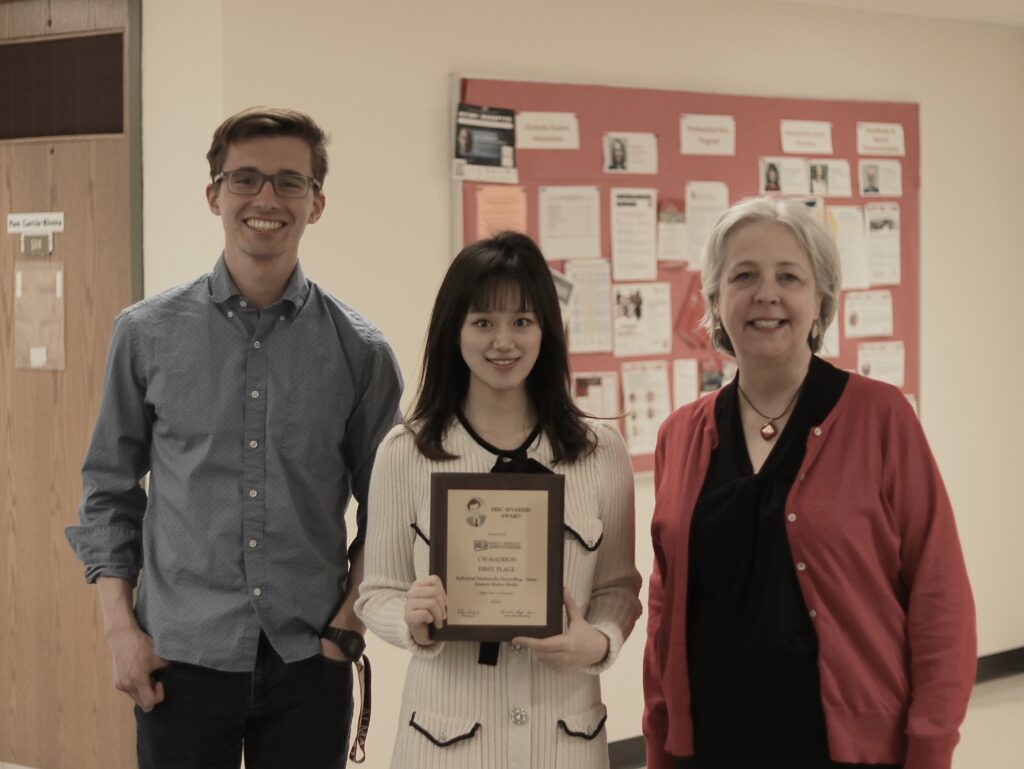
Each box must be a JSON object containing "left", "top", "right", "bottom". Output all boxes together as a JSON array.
[{"left": 143, "top": 0, "right": 1024, "bottom": 756}]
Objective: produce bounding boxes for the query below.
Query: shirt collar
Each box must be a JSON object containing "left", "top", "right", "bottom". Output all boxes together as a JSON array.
[
  {"left": 279, "top": 260, "right": 309, "bottom": 309},
  {"left": 208, "top": 254, "right": 239, "bottom": 304},
  {"left": 207, "top": 254, "right": 310, "bottom": 311}
]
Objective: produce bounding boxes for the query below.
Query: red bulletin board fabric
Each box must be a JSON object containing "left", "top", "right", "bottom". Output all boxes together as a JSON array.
[{"left": 457, "top": 77, "right": 919, "bottom": 472}]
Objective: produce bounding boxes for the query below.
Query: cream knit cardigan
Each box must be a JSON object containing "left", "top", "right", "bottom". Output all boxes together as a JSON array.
[{"left": 356, "top": 419, "right": 642, "bottom": 769}]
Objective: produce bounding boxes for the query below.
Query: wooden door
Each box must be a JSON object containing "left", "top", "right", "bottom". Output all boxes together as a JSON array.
[{"left": 1, "top": 2, "right": 139, "bottom": 768}]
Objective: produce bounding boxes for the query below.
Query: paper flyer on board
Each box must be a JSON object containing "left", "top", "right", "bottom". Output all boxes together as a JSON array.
[
  {"left": 760, "top": 157, "right": 808, "bottom": 195},
  {"left": 549, "top": 268, "right": 573, "bottom": 325},
  {"left": 859, "top": 160, "right": 902, "bottom": 197},
  {"left": 538, "top": 186, "right": 601, "bottom": 260},
  {"left": 515, "top": 112, "right": 580, "bottom": 150},
  {"left": 808, "top": 160, "right": 852, "bottom": 197},
  {"left": 856, "top": 122, "right": 906, "bottom": 156},
  {"left": 826, "top": 206, "right": 871, "bottom": 290},
  {"left": 475, "top": 185, "right": 528, "bottom": 240},
  {"left": 657, "top": 210, "right": 687, "bottom": 263},
  {"left": 672, "top": 358, "right": 700, "bottom": 409},
  {"left": 844, "top": 290, "right": 894, "bottom": 338},
  {"left": 621, "top": 360, "right": 671, "bottom": 456},
  {"left": 685, "top": 181, "right": 729, "bottom": 267},
  {"left": 857, "top": 341, "right": 905, "bottom": 387},
  {"left": 865, "top": 202, "right": 901, "bottom": 285},
  {"left": 613, "top": 281, "right": 672, "bottom": 357},
  {"left": 565, "top": 259, "right": 613, "bottom": 353},
  {"left": 611, "top": 188, "right": 658, "bottom": 280},
  {"left": 680, "top": 114, "right": 736, "bottom": 156},
  {"left": 453, "top": 104, "right": 518, "bottom": 184},
  {"left": 780, "top": 120, "right": 833, "bottom": 155},
  {"left": 604, "top": 132, "right": 658, "bottom": 174},
  {"left": 572, "top": 371, "right": 620, "bottom": 419}
]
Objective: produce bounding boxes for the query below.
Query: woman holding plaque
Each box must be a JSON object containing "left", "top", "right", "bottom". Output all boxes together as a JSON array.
[
  {"left": 357, "top": 232, "right": 642, "bottom": 768},
  {"left": 642, "top": 198, "right": 976, "bottom": 769}
]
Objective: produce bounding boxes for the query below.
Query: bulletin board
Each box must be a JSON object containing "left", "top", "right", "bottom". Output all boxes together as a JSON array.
[{"left": 452, "top": 75, "right": 919, "bottom": 472}]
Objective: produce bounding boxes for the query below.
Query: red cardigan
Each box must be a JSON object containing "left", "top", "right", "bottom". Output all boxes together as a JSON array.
[{"left": 643, "top": 370, "right": 975, "bottom": 769}]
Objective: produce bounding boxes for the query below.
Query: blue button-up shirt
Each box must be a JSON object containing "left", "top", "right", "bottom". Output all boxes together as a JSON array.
[{"left": 66, "top": 257, "right": 403, "bottom": 671}]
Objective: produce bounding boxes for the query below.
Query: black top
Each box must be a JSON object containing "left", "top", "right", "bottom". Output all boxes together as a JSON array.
[
  {"left": 678, "top": 361, "right": 896, "bottom": 769},
  {"left": 687, "top": 355, "right": 848, "bottom": 660},
  {"left": 456, "top": 409, "right": 548, "bottom": 474},
  {"left": 456, "top": 410, "right": 549, "bottom": 666}
]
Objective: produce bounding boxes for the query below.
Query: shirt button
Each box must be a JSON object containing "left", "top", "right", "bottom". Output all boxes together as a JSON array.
[
  {"left": 510, "top": 643, "right": 525, "bottom": 653},
  {"left": 249, "top": 489, "right": 258, "bottom": 498},
  {"left": 227, "top": 310, "right": 234, "bottom": 318},
  {"left": 808, "top": 609, "right": 817, "bottom": 618},
  {"left": 248, "top": 539, "right": 258, "bottom": 548},
  {"left": 250, "top": 390, "right": 260, "bottom": 399},
  {"left": 253, "top": 587, "right": 263, "bottom": 597},
  {"left": 510, "top": 706, "right": 528, "bottom": 725},
  {"left": 254, "top": 340, "right": 262, "bottom": 349},
  {"left": 799, "top": 473, "right": 806, "bottom": 481},
  {"left": 796, "top": 561, "right": 807, "bottom": 571},
  {"left": 249, "top": 440, "right": 259, "bottom": 449},
  {"left": 787, "top": 513, "right": 797, "bottom": 522},
  {"left": 813, "top": 427, "right": 822, "bottom": 437},
  {"left": 239, "top": 300, "right": 248, "bottom": 308},
  {"left": 279, "top": 315, "right": 285, "bottom": 321}
]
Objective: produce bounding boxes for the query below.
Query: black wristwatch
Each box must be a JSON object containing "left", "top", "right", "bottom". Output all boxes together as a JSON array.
[{"left": 321, "top": 627, "right": 366, "bottom": 660}]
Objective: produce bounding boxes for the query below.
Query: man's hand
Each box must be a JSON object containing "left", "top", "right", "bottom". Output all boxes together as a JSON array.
[
  {"left": 95, "top": 576, "right": 168, "bottom": 712},
  {"left": 512, "top": 587, "right": 609, "bottom": 672},
  {"left": 322, "top": 549, "right": 367, "bottom": 661},
  {"left": 107, "top": 624, "right": 168, "bottom": 712},
  {"left": 404, "top": 575, "right": 447, "bottom": 647}
]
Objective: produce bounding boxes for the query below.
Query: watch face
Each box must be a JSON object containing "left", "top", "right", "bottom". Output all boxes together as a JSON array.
[{"left": 343, "top": 635, "right": 366, "bottom": 659}]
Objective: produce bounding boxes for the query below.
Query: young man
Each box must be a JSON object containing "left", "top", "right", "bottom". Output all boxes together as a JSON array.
[{"left": 66, "top": 107, "right": 403, "bottom": 769}]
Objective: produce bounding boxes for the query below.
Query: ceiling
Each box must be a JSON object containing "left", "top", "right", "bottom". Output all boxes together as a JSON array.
[{"left": 777, "top": 0, "right": 1024, "bottom": 28}]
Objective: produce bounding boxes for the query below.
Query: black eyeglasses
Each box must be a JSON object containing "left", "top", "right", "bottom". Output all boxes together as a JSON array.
[{"left": 213, "top": 169, "right": 321, "bottom": 198}]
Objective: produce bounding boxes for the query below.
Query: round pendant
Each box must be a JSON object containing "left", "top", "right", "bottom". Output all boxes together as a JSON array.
[{"left": 760, "top": 421, "right": 777, "bottom": 440}]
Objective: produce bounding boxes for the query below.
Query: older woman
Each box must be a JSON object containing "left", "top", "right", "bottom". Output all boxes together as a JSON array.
[{"left": 643, "top": 198, "right": 975, "bottom": 769}]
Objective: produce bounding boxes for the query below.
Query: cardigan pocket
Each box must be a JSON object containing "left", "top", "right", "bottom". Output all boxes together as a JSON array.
[
  {"left": 555, "top": 702, "right": 609, "bottom": 767},
  {"left": 564, "top": 517, "right": 605, "bottom": 602},
  {"left": 564, "top": 517, "right": 604, "bottom": 552},
  {"left": 406, "top": 709, "right": 482, "bottom": 767}
]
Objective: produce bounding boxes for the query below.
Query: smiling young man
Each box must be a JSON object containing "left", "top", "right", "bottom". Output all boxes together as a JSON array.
[{"left": 67, "top": 108, "right": 403, "bottom": 769}]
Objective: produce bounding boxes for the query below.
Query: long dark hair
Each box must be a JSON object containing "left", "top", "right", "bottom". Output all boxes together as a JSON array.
[{"left": 408, "top": 231, "right": 595, "bottom": 464}]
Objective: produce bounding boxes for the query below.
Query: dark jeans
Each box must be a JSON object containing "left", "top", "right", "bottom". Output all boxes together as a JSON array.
[{"left": 137, "top": 633, "right": 353, "bottom": 769}]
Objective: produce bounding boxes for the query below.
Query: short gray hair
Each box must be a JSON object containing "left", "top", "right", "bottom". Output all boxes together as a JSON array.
[{"left": 699, "top": 197, "right": 841, "bottom": 354}]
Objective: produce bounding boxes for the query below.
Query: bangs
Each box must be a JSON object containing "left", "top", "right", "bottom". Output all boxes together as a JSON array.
[{"left": 467, "top": 275, "right": 535, "bottom": 314}]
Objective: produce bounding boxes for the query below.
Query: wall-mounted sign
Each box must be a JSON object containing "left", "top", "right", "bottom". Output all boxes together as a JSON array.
[
  {"left": 21, "top": 233, "right": 53, "bottom": 256},
  {"left": 7, "top": 211, "right": 65, "bottom": 233}
]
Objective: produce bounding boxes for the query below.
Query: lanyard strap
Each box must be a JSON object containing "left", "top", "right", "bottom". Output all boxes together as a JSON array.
[{"left": 348, "top": 654, "right": 372, "bottom": 763}]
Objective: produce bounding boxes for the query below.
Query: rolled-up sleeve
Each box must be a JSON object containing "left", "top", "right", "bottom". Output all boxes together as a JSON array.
[
  {"left": 342, "top": 334, "right": 403, "bottom": 560},
  {"left": 65, "top": 311, "right": 152, "bottom": 584}
]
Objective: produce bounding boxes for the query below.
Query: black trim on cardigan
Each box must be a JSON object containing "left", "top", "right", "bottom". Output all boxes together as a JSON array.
[
  {"left": 408, "top": 711, "right": 481, "bottom": 747},
  {"left": 564, "top": 523, "right": 603, "bottom": 552},
  {"left": 556, "top": 713, "right": 607, "bottom": 740},
  {"left": 410, "top": 522, "right": 430, "bottom": 545}
]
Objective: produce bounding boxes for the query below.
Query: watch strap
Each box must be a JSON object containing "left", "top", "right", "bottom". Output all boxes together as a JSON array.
[{"left": 321, "top": 627, "right": 366, "bottom": 659}]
